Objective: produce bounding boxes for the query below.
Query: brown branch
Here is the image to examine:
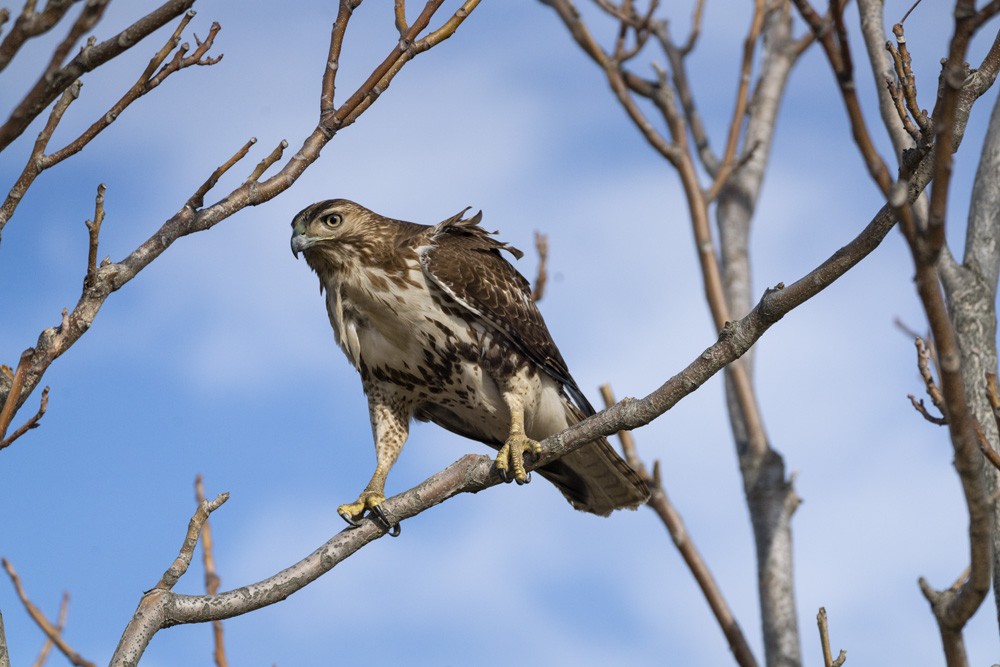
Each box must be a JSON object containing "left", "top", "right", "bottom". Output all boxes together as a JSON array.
[
  {"left": 600, "top": 385, "right": 760, "bottom": 667},
  {"left": 155, "top": 492, "right": 229, "bottom": 592},
  {"left": 705, "top": 0, "right": 765, "bottom": 202},
  {"left": 889, "top": 9, "right": 997, "bottom": 658},
  {"left": 32, "top": 591, "right": 70, "bottom": 667},
  {"left": 0, "top": 0, "right": 199, "bottom": 153},
  {"left": 186, "top": 137, "right": 257, "bottom": 210},
  {"left": 985, "top": 372, "right": 1000, "bottom": 435},
  {"left": 2, "top": 559, "right": 93, "bottom": 667},
  {"left": 914, "top": 337, "right": 946, "bottom": 417},
  {"left": 244, "top": 140, "right": 288, "bottom": 184},
  {"left": 530, "top": 231, "right": 549, "bottom": 302},
  {"left": 0, "top": 9, "right": 222, "bottom": 238},
  {"left": 974, "top": 422, "right": 1000, "bottom": 472},
  {"left": 889, "top": 22, "right": 931, "bottom": 138},
  {"left": 0, "top": 349, "right": 33, "bottom": 442},
  {"left": 84, "top": 184, "right": 106, "bottom": 289},
  {"left": 817, "top": 607, "right": 847, "bottom": 667},
  {"left": 394, "top": 0, "right": 409, "bottom": 36},
  {"left": 908, "top": 394, "right": 947, "bottom": 425},
  {"left": 0, "top": 386, "right": 49, "bottom": 450},
  {"left": 195, "top": 475, "right": 227, "bottom": 667},
  {"left": 791, "top": 0, "right": 892, "bottom": 195},
  {"left": 0, "top": 0, "right": 76, "bottom": 73}
]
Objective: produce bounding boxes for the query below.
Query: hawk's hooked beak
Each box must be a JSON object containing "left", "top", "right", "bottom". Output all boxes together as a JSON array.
[{"left": 291, "top": 232, "right": 310, "bottom": 259}]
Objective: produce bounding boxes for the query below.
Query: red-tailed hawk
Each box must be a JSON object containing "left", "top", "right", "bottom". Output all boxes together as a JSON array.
[{"left": 291, "top": 200, "right": 648, "bottom": 533}]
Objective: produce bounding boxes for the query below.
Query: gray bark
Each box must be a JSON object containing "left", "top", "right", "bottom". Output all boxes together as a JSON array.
[
  {"left": 940, "top": 90, "right": 1000, "bottom": 634},
  {"left": 716, "top": 8, "right": 804, "bottom": 667}
]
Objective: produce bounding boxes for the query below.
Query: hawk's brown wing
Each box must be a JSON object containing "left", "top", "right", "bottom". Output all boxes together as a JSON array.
[{"left": 419, "top": 210, "right": 596, "bottom": 415}]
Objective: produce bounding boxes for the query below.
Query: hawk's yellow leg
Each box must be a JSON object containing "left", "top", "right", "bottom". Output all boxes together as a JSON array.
[
  {"left": 495, "top": 387, "right": 541, "bottom": 484},
  {"left": 339, "top": 394, "right": 407, "bottom": 535}
]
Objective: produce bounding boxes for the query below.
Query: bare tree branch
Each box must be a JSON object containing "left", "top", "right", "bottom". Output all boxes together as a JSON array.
[
  {"left": 530, "top": 231, "right": 549, "bottom": 303},
  {"left": 600, "top": 385, "right": 760, "bottom": 667},
  {"left": 0, "top": 0, "right": 77, "bottom": 73},
  {"left": 2, "top": 559, "right": 93, "bottom": 667},
  {"left": 32, "top": 592, "right": 69, "bottom": 667},
  {"left": 817, "top": 607, "right": 847, "bottom": 667},
  {"left": 0, "top": 9, "right": 223, "bottom": 239},
  {"left": 195, "top": 475, "right": 227, "bottom": 667},
  {"left": 0, "top": 608, "right": 9, "bottom": 667},
  {"left": 0, "top": 0, "right": 199, "bottom": 152}
]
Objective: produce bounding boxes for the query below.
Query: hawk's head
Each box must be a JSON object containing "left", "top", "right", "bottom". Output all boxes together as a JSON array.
[{"left": 290, "top": 199, "right": 387, "bottom": 271}]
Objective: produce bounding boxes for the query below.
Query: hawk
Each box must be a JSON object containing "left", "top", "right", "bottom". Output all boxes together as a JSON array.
[{"left": 290, "top": 199, "right": 648, "bottom": 532}]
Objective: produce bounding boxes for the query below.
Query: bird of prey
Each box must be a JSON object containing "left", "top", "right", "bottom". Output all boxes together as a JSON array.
[{"left": 290, "top": 199, "right": 648, "bottom": 532}]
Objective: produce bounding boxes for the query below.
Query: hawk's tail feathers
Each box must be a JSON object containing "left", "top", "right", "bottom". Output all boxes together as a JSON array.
[{"left": 538, "top": 400, "right": 649, "bottom": 516}]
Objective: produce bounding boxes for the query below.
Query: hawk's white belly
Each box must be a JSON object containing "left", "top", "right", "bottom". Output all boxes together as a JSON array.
[{"left": 325, "top": 265, "right": 570, "bottom": 445}]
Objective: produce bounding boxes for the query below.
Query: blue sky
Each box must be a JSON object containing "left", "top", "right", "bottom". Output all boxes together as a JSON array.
[{"left": 1, "top": 1, "right": 998, "bottom": 664}]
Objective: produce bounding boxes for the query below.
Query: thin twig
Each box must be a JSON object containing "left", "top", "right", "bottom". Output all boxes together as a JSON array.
[
  {"left": 0, "top": 386, "right": 49, "bottom": 450},
  {"left": 530, "top": 231, "right": 549, "bottom": 302},
  {"left": 908, "top": 393, "right": 947, "bottom": 425},
  {"left": 914, "top": 337, "right": 946, "bottom": 417},
  {"left": 186, "top": 138, "right": 257, "bottom": 210},
  {"left": 1, "top": 9, "right": 222, "bottom": 237},
  {"left": 0, "top": 0, "right": 199, "bottom": 153},
  {"left": 2, "top": 559, "right": 94, "bottom": 667},
  {"left": 195, "top": 475, "right": 228, "bottom": 667},
  {"left": 985, "top": 372, "right": 1000, "bottom": 436},
  {"left": 155, "top": 492, "right": 230, "bottom": 592},
  {"left": 32, "top": 592, "right": 70, "bottom": 667},
  {"left": 705, "top": 0, "right": 765, "bottom": 201},
  {"left": 85, "top": 185, "right": 106, "bottom": 289},
  {"left": 244, "top": 140, "right": 288, "bottom": 184},
  {"left": 817, "top": 607, "right": 847, "bottom": 667},
  {"left": 974, "top": 422, "right": 1000, "bottom": 471}
]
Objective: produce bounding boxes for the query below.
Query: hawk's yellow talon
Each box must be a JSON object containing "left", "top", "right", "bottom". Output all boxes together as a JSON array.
[
  {"left": 337, "top": 491, "right": 387, "bottom": 528},
  {"left": 496, "top": 433, "right": 541, "bottom": 484}
]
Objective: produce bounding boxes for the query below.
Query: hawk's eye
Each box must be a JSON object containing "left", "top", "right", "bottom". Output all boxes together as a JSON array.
[{"left": 322, "top": 213, "right": 343, "bottom": 229}]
